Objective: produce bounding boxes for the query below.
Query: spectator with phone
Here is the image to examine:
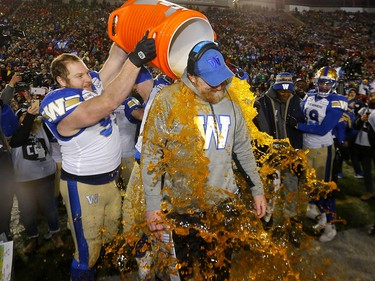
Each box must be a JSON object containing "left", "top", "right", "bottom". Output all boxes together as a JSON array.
[
  {"left": 354, "top": 87, "right": 375, "bottom": 201},
  {"left": 9, "top": 101, "right": 64, "bottom": 254}
]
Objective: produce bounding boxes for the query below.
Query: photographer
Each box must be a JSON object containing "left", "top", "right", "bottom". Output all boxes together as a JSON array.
[{"left": 354, "top": 88, "right": 375, "bottom": 201}]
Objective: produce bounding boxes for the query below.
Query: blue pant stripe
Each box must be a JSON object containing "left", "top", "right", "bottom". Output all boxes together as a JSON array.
[
  {"left": 67, "top": 180, "right": 90, "bottom": 269},
  {"left": 325, "top": 145, "right": 333, "bottom": 182}
]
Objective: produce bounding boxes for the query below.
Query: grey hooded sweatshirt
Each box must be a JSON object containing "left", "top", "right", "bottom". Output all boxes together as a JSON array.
[{"left": 141, "top": 73, "right": 263, "bottom": 214}]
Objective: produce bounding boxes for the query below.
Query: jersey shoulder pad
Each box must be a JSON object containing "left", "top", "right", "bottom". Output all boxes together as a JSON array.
[
  {"left": 41, "top": 88, "right": 84, "bottom": 123},
  {"left": 330, "top": 94, "right": 348, "bottom": 111}
]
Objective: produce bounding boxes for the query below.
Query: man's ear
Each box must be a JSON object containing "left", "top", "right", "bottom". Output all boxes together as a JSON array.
[
  {"left": 56, "top": 76, "right": 66, "bottom": 87},
  {"left": 187, "top": 73, "right": 197, "bottom": 85}
]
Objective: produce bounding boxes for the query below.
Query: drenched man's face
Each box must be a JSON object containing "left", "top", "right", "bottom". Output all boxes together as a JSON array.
[{"left": 189, "top": 75, "right": 227, "bottom": 104}]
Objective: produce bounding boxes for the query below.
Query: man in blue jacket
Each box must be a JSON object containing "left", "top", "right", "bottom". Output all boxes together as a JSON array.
[{"left": 0, "top": 98, "right": 18, "bottom": 240}]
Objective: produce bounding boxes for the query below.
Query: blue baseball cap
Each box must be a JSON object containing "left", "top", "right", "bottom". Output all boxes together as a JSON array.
[
  {"left": 194, "top": 49, "right": 234, "bottom": 87},
  {"left": 273, "top": 72, "right": 294, "bottom": 91},
  {"left": 135, "top": 66, "right": 152, "bottom": 85}
]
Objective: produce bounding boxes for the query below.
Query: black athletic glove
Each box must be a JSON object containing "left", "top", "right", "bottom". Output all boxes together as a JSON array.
[
  {"left": 128, "top": 31, "right": 156, "bottom": 67},
  {"left": 286, "top": 115, "right": 298, "bottom": 129}
]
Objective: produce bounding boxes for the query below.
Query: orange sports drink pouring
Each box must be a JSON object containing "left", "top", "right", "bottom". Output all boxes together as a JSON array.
[{"left": 107, "top": 0, "right": 216, "bottom": 79}]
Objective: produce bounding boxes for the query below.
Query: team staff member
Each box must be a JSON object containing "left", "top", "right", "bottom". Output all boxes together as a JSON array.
[
  {"left": 254, "top": 72, "right": 305, "bottom": 245},
  {"left": 141, "top": 41, "right": 266, "bottom": 280},
  {"left": 40, "top": 34, "right": 156, "bottom": 281}
]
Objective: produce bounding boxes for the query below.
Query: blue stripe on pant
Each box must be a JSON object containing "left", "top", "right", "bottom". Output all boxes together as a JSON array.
[
  {"left": 315, "top": 145, "right": 336, "bottom": 223},
  {"left": 68, "top": 180, "right": 95, "bottom": 281},
  {"left": 324, "top": 145, "right": 333, "bottom": 182}
]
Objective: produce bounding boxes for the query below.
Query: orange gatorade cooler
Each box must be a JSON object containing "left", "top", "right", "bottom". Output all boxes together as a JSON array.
[{"left": 108, "top": 0, "right": 216, "bottom": 79}]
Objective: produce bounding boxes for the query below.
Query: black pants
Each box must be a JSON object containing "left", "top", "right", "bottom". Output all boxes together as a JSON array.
[
  {"left": 170, "top": 213, "right": 233, "bottom": 281},
  {"left": 356, "top": 144, "right": 374, "bottom": 193}
]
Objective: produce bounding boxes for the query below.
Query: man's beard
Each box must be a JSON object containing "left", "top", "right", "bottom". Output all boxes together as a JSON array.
[
  {"left": 65, "top": 79, "right": 92, "bottom": 90},
  {"left": 198, "top": 89, "right": 226, "bottom": 104}
]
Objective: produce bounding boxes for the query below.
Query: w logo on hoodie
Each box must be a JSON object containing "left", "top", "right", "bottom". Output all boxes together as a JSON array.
[{"left": 196, "top": 115, "right": 231, "bottom": 150}]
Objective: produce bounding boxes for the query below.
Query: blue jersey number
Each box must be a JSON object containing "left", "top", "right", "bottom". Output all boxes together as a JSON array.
[
  {"left": 99, "top": 117, "right": 113, "bottom": 137},
  {"left": 306, "top": 109, "right": 320, "bottom": 125}
]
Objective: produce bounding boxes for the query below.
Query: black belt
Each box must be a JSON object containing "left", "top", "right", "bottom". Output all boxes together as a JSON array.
[{"left": 61, "top": 165, "right": 120, "bottom": 185}]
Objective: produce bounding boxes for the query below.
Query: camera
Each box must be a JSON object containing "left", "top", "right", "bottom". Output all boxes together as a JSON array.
[{"left": 15, "top": 71, "right": 35, "bottom": 92}]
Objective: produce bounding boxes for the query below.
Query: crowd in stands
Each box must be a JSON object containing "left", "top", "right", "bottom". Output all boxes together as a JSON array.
[
  {"left": 207, "top": 7, "right": 374, "bottom": 95},
  {"left": 1, "top": 2, "right": 374, "bottom": 97},
  {"left": 0, "top": 0, "right": 374, "bottom": 278}
]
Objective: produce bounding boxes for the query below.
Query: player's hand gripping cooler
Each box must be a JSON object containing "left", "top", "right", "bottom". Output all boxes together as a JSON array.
[{"left": 107, "top": 0, "right": 216, "bottom": 79}]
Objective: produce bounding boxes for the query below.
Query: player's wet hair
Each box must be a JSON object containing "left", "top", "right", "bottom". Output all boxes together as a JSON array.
[{"left": 51, "top": 53, "right": 83, "bottom": 83}]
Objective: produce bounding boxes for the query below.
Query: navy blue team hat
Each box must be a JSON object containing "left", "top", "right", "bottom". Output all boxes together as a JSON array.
[
  {"left": 135, "top": 66, "right": 152, "bottom": 85},
  {"left": 194, "top": 49, "right": 234, "bottom": 87},
  {"left": 273, "top": 72, "right": 294, "bottom": 91}
]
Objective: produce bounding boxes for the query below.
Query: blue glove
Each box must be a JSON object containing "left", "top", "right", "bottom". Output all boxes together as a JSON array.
[{"left": 124, "top": 97, "right": 143, "bottom": 124}]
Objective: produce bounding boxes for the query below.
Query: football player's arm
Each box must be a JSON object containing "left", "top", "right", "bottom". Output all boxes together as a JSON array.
[
  {"left": 56, "top": 34, "right": 156, "bottom": 136},
  {"left": 297, "top": 108, "right": 344, "bottom": 135},
  {"left": 99, "top": 43, "right": 128, "bottom": 88},
  {"left": 334, "top": 119, "right": 347, "bottom": 145},
  {"left": 124, "top": 97, "right": 144, "bottom": 123},
  {"left": 130, "top": 108, "right": 144, "bottom": 122},
  {"left": 100, "top": 31, "right": 156, "bottom": 88},
  {"left": 57, "top": 60, "right": 140, "bottom": 137}
]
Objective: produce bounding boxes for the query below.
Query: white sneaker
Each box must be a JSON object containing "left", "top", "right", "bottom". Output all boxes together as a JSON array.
[
  {"left": 306, "top": 203, "right": 321, "bottom": 220},
  {"left": 313, "top": 213, "right": 327, "bottom": 231},
  {"left": 319, "top": 224, "right": 337, "bottom": 242}
]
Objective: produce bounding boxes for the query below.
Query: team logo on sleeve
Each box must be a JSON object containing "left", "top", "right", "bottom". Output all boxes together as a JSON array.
[{"left": 42, "top": 96, "right": 80, "bottom": 122}]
